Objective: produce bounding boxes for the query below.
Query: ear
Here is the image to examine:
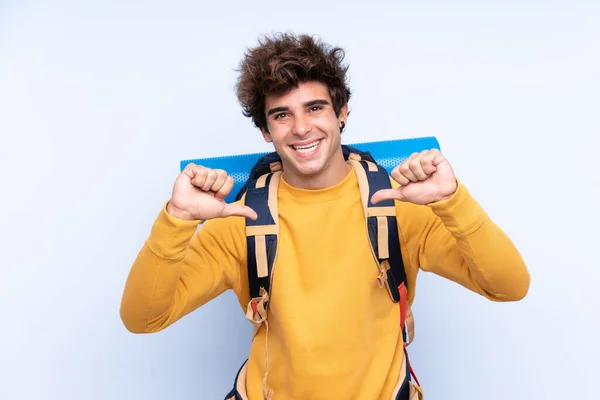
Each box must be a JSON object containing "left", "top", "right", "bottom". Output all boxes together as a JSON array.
[
  {"left": 260, "top": 127, "right": 272, "bottom": 143},
  {"left": 338, "top": 103, "right": 348, "bottom": 130},
  {"left": 338, "top": 103, "right": 349, "bottom": 129}
]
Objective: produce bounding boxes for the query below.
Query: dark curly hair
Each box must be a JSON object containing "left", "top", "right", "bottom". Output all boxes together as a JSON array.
[{"left": 235, "top": 32, "right": 351, "bottom": 132}]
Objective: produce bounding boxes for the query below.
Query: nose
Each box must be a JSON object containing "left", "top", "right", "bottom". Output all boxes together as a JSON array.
[{"left": 291, "top": 114, "right": 312, "bottom": 137}]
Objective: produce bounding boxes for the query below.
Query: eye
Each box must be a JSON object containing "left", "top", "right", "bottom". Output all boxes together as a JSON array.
[
  {"left": 309, "top": 105, "right": 323, "bottom": 112},
  {"left": 274, "top": 112, "right": 288, "bottom": 120}
]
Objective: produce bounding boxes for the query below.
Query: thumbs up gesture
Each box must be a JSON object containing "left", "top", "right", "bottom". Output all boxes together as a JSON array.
[
  {"left": 166, "top": 164, "right": 258, "bottom": 221},
  {"left": 371, "top": 149, "right": 458, "bottom": 205}
]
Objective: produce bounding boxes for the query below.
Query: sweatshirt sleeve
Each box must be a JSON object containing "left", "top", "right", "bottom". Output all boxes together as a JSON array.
[
  {"left": 119, "top": 201, "right": 247, "bottom": 333},
  {"left": 396, "top": 180, "right": 530, "bottom": 303}
]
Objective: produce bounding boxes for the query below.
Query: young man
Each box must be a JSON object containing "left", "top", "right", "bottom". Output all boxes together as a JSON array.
[{"left": 120, "top": 33, "right": 530, "bottom": 400}]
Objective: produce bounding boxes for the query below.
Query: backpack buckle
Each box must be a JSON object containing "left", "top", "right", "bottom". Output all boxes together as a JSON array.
[{"left": 377, "top": 259, "right": 390, "bottom": 288}]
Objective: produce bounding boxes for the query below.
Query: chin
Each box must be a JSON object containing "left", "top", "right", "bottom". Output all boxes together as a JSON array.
[{"left": 292, "top": 161, "right": 326, "bottom": 177}]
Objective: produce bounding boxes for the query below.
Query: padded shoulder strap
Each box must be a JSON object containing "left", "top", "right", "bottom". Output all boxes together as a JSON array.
[
  {"left": 347, "top": 154, "right": 407, "bottom": 303},
  {"left": 243, "top": 164, "right": 282, "bottom": 305}
]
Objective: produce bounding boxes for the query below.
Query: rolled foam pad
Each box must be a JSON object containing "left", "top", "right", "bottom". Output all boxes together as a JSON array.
[{"left": 180, "top": 136, "right": 440, "bottom": 204}]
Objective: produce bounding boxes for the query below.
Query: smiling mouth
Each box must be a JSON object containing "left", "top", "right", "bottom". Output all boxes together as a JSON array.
[{"left": 291, "top": 139, "right": 322, "bottom": 154}]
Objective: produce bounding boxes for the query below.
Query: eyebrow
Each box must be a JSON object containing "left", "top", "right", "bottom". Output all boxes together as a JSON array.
[{"left": 266, "top": 99, "right": 331, "bottom": 117}]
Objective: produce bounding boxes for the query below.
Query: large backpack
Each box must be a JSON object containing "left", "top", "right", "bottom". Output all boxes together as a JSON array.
[{"left": 234, "top": 145, "right": 420, "bottom": 399}]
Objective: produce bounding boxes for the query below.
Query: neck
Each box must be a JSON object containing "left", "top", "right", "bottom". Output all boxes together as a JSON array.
[{"left": 282, "top": 152, "right": 351, "bottom": 190}]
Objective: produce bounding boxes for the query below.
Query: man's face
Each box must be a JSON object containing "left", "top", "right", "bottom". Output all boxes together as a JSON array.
[{"left": 261, "top": 80, "right": 348, "bottom": 188}]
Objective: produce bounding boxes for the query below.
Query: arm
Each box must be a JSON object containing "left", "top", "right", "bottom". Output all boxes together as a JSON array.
[
  {"left": 371, "top": 148, "right": 530, "bottom": 303},
  {"left": 396, "top": 181, "right": 530, "bottom": 302},
  {"left": 120, "top": 163, "right": 257, "bottom": 334},
  {"left": 119, "top": 202, "right": 247, "bottom": 333}
]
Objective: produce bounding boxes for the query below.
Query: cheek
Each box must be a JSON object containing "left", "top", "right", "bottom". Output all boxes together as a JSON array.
[
  {"left": 268, "top": 126, "right": 290, "bottom": 144},
  {"left": 269, "top": 134, "right": 288, "bottom": 150},
  {"left": 315, "top": 117, "right": 338, "bottom": 133}
]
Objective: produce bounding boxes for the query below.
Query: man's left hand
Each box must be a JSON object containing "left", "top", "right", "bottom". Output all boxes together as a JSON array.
[{"left": 371, "top": 149, "right": 458, "bottom": 205}]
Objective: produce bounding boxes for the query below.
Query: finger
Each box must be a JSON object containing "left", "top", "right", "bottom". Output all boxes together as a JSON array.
[
  {"left": 182, "top": 162, "right": 197, "bottom": 176},
  {"left": 214, "top": 175, "right": 234, "bottom": 201},
  {"left": 419, "top": 150, "right": 438, "bottom": 175},
  {"left": 201, "top": 169, "right": 219, "bottom": 191},
  {"left": 430, "top": 149, "right": 447, "bottom": 167},
  {"left": 222, "top": 204, "right": 258, "bottom": 220},
  {"left": 188, "top": 166, "right": 209, "bottom": 188},
  {"left": 183, "top": 163, "right": 205, "bottom": 178},
  {"left": 370, "top": 188, "right": 406, "bottom": 204},
  {"left": 391, "top": 165, "right": 411, "bottom": 186},
  {"left": 210, "top": 170, "right": 228, "bottom": 193},
  {"left": 408, "top": 151, "right": 429, "bottom": 180},
  {"left": 398, "top": 156, "right": 419, "bottom": 183}
]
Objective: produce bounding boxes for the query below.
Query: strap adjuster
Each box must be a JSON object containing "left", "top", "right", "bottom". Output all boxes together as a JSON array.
[
  {"left": 377, "top": 259, "right": 390, "bottom": 288},
  {"left": 246, "top": 288, "right": 270, "bottom": 324}
]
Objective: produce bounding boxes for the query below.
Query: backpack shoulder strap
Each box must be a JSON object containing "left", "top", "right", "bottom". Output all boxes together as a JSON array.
[
  {"left": 346, "top": 152, "right": 420, "bottom": 388},
  {"left": 243, "top": 162, "right": 282, "bottom": 327},
  {"left": 346, "top": 153, "right": 407, "bottom": 301},
  {"left": 346, "top": 153, "right": 413, "bottom": 346}
]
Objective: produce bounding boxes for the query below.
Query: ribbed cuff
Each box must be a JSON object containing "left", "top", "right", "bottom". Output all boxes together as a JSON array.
[
  {"left": 427, "top": 180, "right": 489, "bottom": 237},
  {"left": 146, "top": 201, "right": 203, "bottom": 259}
]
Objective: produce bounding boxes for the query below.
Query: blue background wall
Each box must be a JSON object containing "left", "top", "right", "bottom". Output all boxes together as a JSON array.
[{"left": 1, "top": 1, "right": 598, "bottom": 398}]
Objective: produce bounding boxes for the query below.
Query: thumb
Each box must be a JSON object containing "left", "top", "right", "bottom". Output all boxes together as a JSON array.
[
  {"left": 221, "top": 203, "right": 259, "bottom": 220},
  {"left": 370, "top": 188, "right": 405, "bottom": 205}
]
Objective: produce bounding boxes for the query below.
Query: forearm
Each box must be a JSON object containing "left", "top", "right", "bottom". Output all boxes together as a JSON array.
[
  {"left": 430, "top": 211, "right": 530, "bottom": 301},
  {"left": 120, "top": 243, "right": 187, "bottom": 333},
  {"left": 120, "top": 202, "right": 245, "bottom": 333},
  {"left": 119, "top": 202, "right": 201, "bottom": 333},
  {"left": 407, "top": 182, "right": 530, "bottom": 301}
]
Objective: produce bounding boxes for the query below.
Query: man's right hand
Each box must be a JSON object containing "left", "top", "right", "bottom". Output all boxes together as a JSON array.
[{"left": 166, "top": 163, "right": 258, "bottom": 221}]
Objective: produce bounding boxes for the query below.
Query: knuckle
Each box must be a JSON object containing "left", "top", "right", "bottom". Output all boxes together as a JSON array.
[
  {"left": 392, "top": 170, "right": 407, "bottom": 183},
  {"left": 204, "top": 173, "right": 216, "bottom": 186},
  {"left": 196, "top": 166, "right": 207, "bottom": 176},
  {"left": 218, "top": 170, "right": 229, "bottom": 182},
  {"left": 218, "top": 176, "right": 234, "bottom": 192}
]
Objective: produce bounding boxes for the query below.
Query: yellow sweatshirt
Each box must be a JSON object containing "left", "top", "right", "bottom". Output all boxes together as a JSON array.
[{"left": 120, "top": 169, "right": 530, "bottom": 399}]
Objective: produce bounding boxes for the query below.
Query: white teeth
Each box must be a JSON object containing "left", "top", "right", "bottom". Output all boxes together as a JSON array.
[{"left": 293, "top": 139, "right": 321, "bottom": 153}]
